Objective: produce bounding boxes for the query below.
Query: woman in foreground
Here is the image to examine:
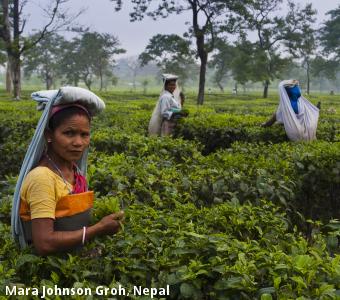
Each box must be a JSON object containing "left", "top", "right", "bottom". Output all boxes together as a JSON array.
[{"left": 13, "top": 87, "right": 124, "bottom": 255}]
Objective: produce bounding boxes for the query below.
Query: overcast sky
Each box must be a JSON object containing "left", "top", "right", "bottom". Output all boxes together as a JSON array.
[{"left": 25, "top": 0, "right": 339, "bottom": 58}]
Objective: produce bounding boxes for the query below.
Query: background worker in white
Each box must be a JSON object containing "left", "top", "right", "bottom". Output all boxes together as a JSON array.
[
  {"left": 148, "top": 74, "right": 187, "bottom": 136},
  {"left": 262, "top": 79, "right": 319, "bottom": 141}
]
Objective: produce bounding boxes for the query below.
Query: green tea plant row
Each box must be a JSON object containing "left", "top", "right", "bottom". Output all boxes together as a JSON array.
[
  {"left": 89, "top": 132, "right": 340, "bottom": 228},
  {"left": 1, "top": 94, "right": 338, "bottom": 178},
  {"left": 175, "top": 112, "right": 339, "bottom": 154},
  {"left": 1, "top": 198, "right": 340, "bottom": 299}
]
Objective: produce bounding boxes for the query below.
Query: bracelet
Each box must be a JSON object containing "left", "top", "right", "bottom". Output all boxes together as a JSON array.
[{"left": 82, "top": 226, "right": 87, "bottom": 245}]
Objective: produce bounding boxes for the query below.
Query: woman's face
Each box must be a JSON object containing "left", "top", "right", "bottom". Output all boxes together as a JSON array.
[
  {"left": 165, "top": 80, "right": 177, "bottom": 94},
  {"left": 47, "top": 114, "right": 90, "bottom": 163}
]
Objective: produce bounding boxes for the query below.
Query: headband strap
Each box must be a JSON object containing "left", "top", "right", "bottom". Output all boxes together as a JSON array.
[{"left": 49, "top": 103, "right": 91, "bottom": 120}]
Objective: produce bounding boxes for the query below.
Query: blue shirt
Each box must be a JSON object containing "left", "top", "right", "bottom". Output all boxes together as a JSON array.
[{"left": 285, "top": 85, "right": 301, "bottom": 114}]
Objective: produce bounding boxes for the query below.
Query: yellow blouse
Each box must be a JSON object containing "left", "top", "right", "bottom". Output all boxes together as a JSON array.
[{"left": 20, "top": 166, "right": 72, "bottom": 219}]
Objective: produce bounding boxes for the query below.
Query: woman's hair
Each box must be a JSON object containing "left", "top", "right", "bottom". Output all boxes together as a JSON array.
[
  {"left": 48, "top": 106, "right": 91, "bottom": 131},
  {"left": 164, "top": 79, "right": 177, "bottom": 86}
]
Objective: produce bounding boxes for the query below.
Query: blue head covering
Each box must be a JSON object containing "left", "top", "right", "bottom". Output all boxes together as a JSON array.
[{"left": 285, "top": 85, "right": 301, "bottom": 114}]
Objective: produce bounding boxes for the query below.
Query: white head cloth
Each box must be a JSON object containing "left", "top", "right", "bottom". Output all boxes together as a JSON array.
[
  {"left": 160, "top": 73, "right": 181, "bottom": 102},
  {"left": 276, "top": 80, "right": 319, "bottom": 141}
]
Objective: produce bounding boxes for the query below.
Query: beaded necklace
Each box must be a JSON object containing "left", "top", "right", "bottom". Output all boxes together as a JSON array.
[{"left": 45, "top": 153, "right": 73, "bottom": 194}]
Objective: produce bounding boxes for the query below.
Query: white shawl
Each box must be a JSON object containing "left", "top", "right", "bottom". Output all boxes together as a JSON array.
[{"left": 276, "top": 80, "right": 319, "bottom": 141}]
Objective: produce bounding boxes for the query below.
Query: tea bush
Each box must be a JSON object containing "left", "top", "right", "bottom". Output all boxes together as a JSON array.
[
  {"left": 1, "top": 200, "right": 340, "bottom": 299},
  {"left": 175, "top": 112, "right": 339, "bottom": 154}
]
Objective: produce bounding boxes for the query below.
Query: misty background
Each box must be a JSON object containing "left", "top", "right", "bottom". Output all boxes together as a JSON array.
[{"left": 1, "top": 0, "right": 339, "bottom": 99}]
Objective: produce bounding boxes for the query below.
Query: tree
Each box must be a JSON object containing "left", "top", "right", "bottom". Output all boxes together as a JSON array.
[
  {"left": 58, "top": 38, "right": 82, "bottom": 86},
  {"left": 228, "top": 37, "right": 289, "bottom": 95},
  {"left": 59, "top": 32, "right": 125, "bottom": 90},
  {"left": 23, "top": 33, "right": 65, "bottom": 89},
  {"left": 112, "top": 0, "right": 249, "bottom": 104},
  {"left": 91, "top": 33, "right": 125, "bottom": 90},
  {"left": 240, "top": 0, "right": 303, "bottom": 98},
  {"left": 229, "top": 39, "right": 259, "bottom": 87},
  {"left": 320, "top": 5, "right": 340, "bottom": 62},
  {"left": 139, "top": 34, "right": 195, "bottom": 87},
  {"left": 126, "top": 56, "right": 139, "bottom": 91},
  {"left": 111, "top": 75, "right": 118, "bottom": 87},
  {"left": 142, "top": 78, "right": 149, "bottom": 94},
  {"left": 285, "top": 3, "right": 317, "bottom": 94},
  {"left": 311, "top": 56, "right": 338, "bottom": 92},
  {"left": 210, "top": 38, "right": 235, "bottom": 92},
  {"left": 0, "top": 0, "right": 79, "bottom": 99},
  {"left": 0, "top": 39, "right": 8, "bottom": 90},
  {"left": 318, "top": 5, "right": 340, "bottom": 93}
]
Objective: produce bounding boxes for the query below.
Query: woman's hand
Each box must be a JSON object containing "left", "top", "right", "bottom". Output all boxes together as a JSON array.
[
  {"left": 97, "top": 211, "right": 125, "bottom": 235},
  {"left": 31, "top": 211, "right": 125, "bottom": 255}
]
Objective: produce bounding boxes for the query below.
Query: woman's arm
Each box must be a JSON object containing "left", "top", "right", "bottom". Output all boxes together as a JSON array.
[
  {"left": 261, "top": 113, "right": 276, "bottom": 127},
  {"left": 159, "top": 95, "right": 181, "bottom": 120},
  {"left": 31, "top": 211, "right": 124, "bottom": 255}
]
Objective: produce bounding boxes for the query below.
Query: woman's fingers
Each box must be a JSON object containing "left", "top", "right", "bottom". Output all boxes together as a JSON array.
[{"left": 112, "top": 211, "right": 125, "bottom": 221}]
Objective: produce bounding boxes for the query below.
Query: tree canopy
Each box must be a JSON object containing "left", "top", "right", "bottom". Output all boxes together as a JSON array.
[
  {"left": 111, "top": 0, "right": 251, "bottom": 104},
  {"left": 0, "top": 0, "right": 80, "bottom": 98},
  {"left": 320, "top": 5, "right": 340, "bottom": 63},
  {"left": 139, "top": 34, "right": 195, "bottom": 87}
]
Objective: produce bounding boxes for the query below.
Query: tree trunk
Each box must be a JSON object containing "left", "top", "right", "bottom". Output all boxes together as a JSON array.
[
  {"left": 85, "top": 81, "right": 91, "bottom": 90},
  {"left": 11, "top": 56, "right": 21, "bottom": 99},
  {"left": 12, "top": 0, "right": 21, "bottom": 99},
  {"left": 0, "top": 0, "right": 17, "bottom": 98},
  {"left": 99, "top": 69, "right": 103, "bottom": 91},
  {"left": 133, "top": 70, "right": 137, "bottom": 91},
  {"left": 306, "top": 61, "right": 310, "bottom": 95},
  {"left": 46, "top": 73, "right": 53, "bottom": 90},
  {"left": 197, "top": 53, "right": 207, "bottom": 105},
  {"left": 196, "top": 29, "right": 207, "bottom": 105},
  {"left": 263, "top": 80, "right": 269, "bottom": 98},
  {"left": 217, "top": 81, "right": 224, "bottom": 93},
  {"left": 6, "top": 61, "right": 12, "bottom": 93},
  {"left": 319, "top": 78, "right": 322, "bottom": 93},
  {"left": 191, "top": 0, "right": 208, "bottom": 105},
  {"left": 84, "top": 76, "right": 92, "bottom": 90}
]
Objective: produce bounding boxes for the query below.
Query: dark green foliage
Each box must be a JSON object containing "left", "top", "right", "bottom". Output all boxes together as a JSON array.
[
  {"left": 175, "top": 112, "right": 338, "bottom": 154},
  {"left": 0, "top": 201, "right": 339, "bottom": 298},
  {"left": 209, "top": 38, "right": 239, "bottom": 92},
  {"left": 0, "top": 99, "right": 39, "bottom": 178},
  {"left": 320, "top": 5, "right": 340, "bottom": 60}
]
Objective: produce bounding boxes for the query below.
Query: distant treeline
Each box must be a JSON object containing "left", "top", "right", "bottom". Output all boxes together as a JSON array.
[{"left": 0, "top": 1, "right": 339, "bottom": 102}]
